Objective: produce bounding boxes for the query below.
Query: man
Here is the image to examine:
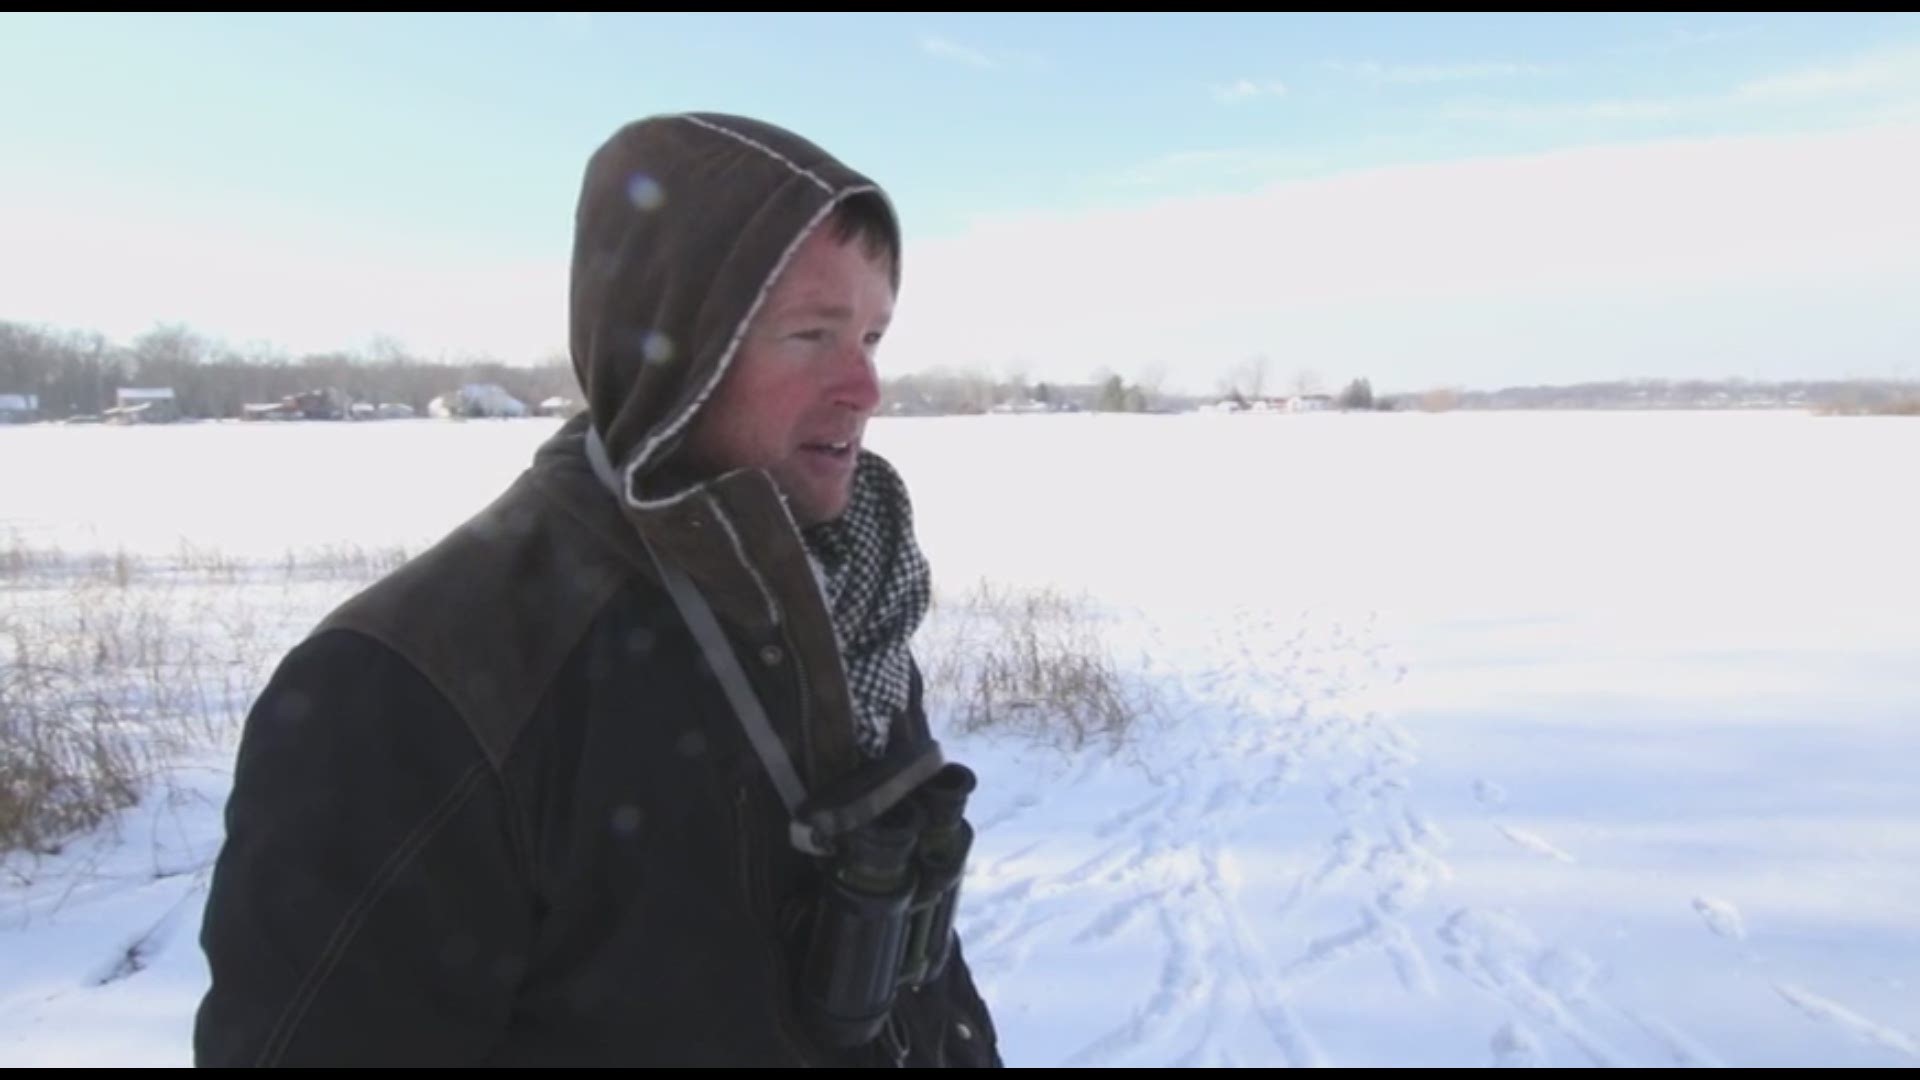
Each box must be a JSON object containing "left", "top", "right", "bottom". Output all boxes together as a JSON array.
[{"left": 194, "top": 113, "right": 1002, "bottom": 1067}]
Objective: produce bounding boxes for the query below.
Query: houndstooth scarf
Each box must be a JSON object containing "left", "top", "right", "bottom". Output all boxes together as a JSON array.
[
  {"left": 802, "top": 450, "right": 932, "bottom": 759},
  {"left": 585, "top": 423, "right": 931, "bottom": 761}
]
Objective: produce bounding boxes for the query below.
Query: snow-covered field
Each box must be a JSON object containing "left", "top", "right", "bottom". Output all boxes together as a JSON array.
[{"left": 3, "top": 411, "right": 1916, "bottom": 1067}]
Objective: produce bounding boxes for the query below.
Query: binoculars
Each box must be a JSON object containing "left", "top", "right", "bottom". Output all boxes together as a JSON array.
[{"left": 795, "top": 762, "right": 977, "bottom": 1049}]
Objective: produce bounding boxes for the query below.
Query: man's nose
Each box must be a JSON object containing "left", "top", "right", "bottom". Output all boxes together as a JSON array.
[{"left": 832, "top": 344, "right": 881, "bottom": 415}]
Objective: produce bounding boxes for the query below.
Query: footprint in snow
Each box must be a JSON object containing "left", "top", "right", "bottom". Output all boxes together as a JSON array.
[{"left": 1692, "top": 896, "right": 1747, "bottom": 942}]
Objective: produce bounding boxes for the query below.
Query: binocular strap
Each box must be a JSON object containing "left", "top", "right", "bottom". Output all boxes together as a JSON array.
[{"left": 644, "top": 540, "right": 814, "bottom": 821}]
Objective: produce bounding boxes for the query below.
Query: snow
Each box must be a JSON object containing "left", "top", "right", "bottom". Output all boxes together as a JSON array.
[{"left": 3, "top": 410, "right": 1917, "bottom": 1066}]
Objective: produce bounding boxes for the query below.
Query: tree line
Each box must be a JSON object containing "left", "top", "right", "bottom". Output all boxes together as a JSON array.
[{"left": 0, "top": 321, "right": 578, "bottom": 420}]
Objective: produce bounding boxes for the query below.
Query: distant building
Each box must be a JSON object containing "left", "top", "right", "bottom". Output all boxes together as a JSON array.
[
  {"left": 0, "top": 393, "right": 39, "bottom": 423},
  {"left": 106, "top": 387, "right": 179, "bottom": 424},
  {"left": 241, "top": 388, "right": 348, "bottom": 421},
  {"left": 346, "top": 401, "right": 417, "bottom": 421},
  {"left": 987, "top": 399, "right": 1058, "bottom": 415},
  {"left": 288, "top": 388, "right": 348, "bottom": 420},
  {"left": 537, "top": 396, "right": 581, "bottom": 418},
  {"left": 429, "top": 384, "right": 529, "bottom": 419}
]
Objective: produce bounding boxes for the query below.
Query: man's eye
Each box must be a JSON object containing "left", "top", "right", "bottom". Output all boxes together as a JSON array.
[
  {"left": 863, "top": 331, "right": 886, "bottom": 347},
  {"left": 790, "top": 329, "right": 828, "bottom": 343}
]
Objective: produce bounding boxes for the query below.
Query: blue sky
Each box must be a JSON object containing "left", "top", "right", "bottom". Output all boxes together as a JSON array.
[{"left": 4, "top": 12, "right": 1918, "bottom": 392}]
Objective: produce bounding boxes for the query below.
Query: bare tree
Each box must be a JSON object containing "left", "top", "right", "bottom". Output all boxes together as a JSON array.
[
  {"left": 1243, "top": 355, "right": 1270, "bottom": 400},
  {"left": 1135, "top": 362, "right": 1169, "bottom": 411}
]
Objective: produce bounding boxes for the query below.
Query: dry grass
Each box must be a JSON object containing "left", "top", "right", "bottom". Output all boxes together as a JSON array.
[
  {"left": 1, "top": 538, "right": 398, "bottom": 860},
  {"left": 2, "top": 532, "right": 410, "bottom": 588},
  {"left": 278, "top": 542, "right": 413, "bottom": 580},
  {"left": 921, "top": 581, "right": 1158, "bottom": 754},
  {"left": 3, "top": 590, "right": 175, "bottom": 857},
  {"left": 1816, "top": 397, "right": 1920, "bottom": 417},
  {"left": 0, "top": 631, "right": 148, "bottom": 858},
  {"left": 4, "top": 540, "right": 1162, "bottom": 859}
]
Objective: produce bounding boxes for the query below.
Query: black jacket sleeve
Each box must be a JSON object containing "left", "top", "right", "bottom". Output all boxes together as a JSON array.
[{"left": 194, "top": 629, "right": 538, "bottom": 1067}]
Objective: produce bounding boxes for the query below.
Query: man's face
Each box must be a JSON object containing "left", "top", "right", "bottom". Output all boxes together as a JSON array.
[{"left": 682, "top": 222, "right": 892, "bottom": 525}]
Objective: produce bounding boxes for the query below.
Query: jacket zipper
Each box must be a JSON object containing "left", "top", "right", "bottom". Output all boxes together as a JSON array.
[{"left": 782, "top": 620, "right": 816, "bottom": 785}]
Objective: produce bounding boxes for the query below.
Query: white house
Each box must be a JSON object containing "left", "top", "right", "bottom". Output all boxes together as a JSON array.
[
  {"left": 107, "top": 387, "right": 179, "bottom": 423},
  {"left": 0, "top": 393, "right": 39, "bottom": 423},
  {"left": 430, "top": 384, "right": 529, "bottom": 419}
]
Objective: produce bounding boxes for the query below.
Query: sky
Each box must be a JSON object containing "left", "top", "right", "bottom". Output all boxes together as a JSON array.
[{"left": 2, "top": 12, "right": 1918, "bottom": 394}]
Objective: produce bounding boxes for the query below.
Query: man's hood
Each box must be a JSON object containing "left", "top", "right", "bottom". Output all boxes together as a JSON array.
[{"left": 569, "top": 112, "right": 901, "bottom": 505}]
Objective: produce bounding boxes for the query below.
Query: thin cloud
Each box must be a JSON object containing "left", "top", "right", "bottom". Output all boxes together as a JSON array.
[
  {"left": 887, "top": 123, "right": 1920, "bottom": 391},
  {"left": 1212, "top": 78, "right": 1289, "bottom": 105},
  {"left": 1619, "top": 24, "right": 1764, "bottom": 55},
  {"left": 0, "top": 181, "right": 568, "bottom": 365},
  {"left": 1441, "top": 97, "right": 1679, "bottom": 124},
  {"left": 1443, "top": 43, "right": 1920, "bottom": 127},
  {"left": 1110, "top": 146, "right": 1323, "bottom": 188},
  {"left": 1734, "top": 43, "right": 1920, "bottom": 104},
  {"left": 921, "top": 34, "right": 998, "bottom": 69},
  {"left": 1325, "top": 60, "right": 1549, "bottom": 84}
]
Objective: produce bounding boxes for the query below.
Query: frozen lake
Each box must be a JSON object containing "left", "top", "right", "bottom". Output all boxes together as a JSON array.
[{"left": 3, "top": 410, "right": 1916, "bottom": 1066}]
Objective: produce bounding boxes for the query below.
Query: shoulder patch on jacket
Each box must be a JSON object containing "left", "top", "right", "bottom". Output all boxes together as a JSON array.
[{"left": 315, "top": 471, "right": 632, "bottom": 769}]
